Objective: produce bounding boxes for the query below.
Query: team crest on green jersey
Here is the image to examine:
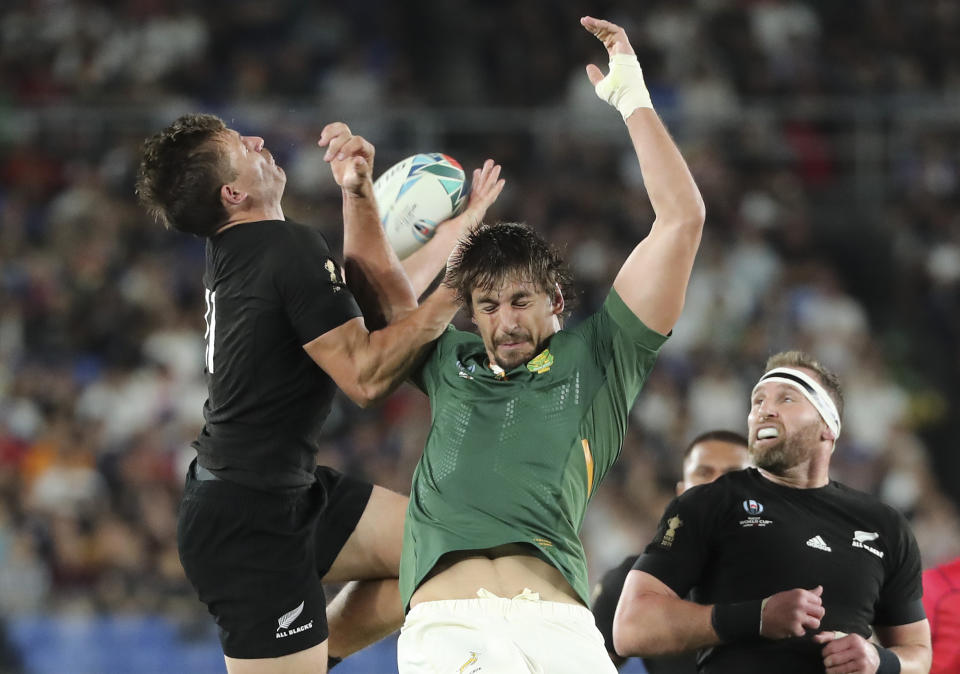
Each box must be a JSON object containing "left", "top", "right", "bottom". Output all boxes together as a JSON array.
[{"left": 526, "top": 349, "right": 554, "bottom": 374}]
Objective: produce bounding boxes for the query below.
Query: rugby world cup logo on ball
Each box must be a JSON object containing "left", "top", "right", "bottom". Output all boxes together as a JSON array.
[{"left": 373, "top": 153, "right": 468, "bottom": 259}]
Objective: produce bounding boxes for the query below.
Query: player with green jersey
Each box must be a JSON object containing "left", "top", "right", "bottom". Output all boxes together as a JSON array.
[
  {"left": 396, "top": 16, "right": 707, "bottom": 674},
  {"left": 401, "top": 287, "right": 667, "bottom": 609}
]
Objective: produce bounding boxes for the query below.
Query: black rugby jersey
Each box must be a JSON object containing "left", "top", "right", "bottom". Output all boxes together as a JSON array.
[
  {"left": 635, "top": 468, "right": 925, "bottom": 673},
  {"left": 193, "top": 220, "right": 362, "bottom": 490},
  {"left": 592, "top": 554, "right": 697, "bottom": 674}
]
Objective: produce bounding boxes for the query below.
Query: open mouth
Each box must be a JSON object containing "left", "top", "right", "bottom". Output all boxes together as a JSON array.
[{"left": 755, "top": 427, "right": 780, "bottom": 441}]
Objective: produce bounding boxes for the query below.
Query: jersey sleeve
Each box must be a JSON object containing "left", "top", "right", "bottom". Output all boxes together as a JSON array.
[
  {"left": 409, "top": 325, "right": 455, "bottom": 395},
  {"left": 874, "top": 509, "right": 926, "bottom": 626},
  {"left": 633, "top": 489, "right": 712, "bottom": 598},
  {"left": 272, "top": 226, "right": 363, "bottom": 345}
]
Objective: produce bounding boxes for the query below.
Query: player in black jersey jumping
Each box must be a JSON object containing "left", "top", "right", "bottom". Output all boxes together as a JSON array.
[
  {"left": 591, "top": 430, "right": 751, "bottom": 673},
  {"left": 614, "top": 351, "right": 932, "bottom": 674},
  {"left": 136, "top": 115, "right": 503, "bottom": 674}
]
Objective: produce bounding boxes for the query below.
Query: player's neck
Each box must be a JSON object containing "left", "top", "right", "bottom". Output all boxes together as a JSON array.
[
  {"left": 217, "top": 204, "right": 286, "bottom": 233},
  {"left": 758, "top": 458, "right": 830, "bottom": 489}
]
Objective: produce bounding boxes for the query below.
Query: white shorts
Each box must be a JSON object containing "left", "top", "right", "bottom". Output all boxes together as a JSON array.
[{"left": 397, "top": 589, "right": 618, "bottom": 674}]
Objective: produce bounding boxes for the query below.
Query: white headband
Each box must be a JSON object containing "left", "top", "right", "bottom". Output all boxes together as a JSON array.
[{"left": 752, "top": 367, "right": 841, "bottom": 439}]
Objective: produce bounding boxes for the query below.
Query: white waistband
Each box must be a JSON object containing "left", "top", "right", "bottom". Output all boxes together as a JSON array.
[{"left": 407, "top": 589, "right": 592, "bottom": 621}]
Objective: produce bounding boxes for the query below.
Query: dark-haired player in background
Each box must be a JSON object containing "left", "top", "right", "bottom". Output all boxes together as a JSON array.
[
  {"left": 591, "top": 430, "right": 751, "bottom": 672},
  {"left": 136, "top": 115, "right": 503, "bottom": 674},
  {"left": 615, "top": 351, "right": 931, "bottom": 674}
]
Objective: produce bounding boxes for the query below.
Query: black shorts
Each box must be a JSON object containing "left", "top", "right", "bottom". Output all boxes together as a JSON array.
[{"left": 176, "top": 460, "right": 373, "bottom": 659}]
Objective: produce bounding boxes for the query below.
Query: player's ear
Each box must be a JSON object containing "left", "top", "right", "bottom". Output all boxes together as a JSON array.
[
  {"left": 221, "top": 183, "right": 248, "bottom": 208},
  {"left": 821, "top": 426, "right": 836, "bottom": 442},
  {"left": 675, "top": 481, "right": 685, "bottom": 496},
  {"left": 551, "top": 283, "right": 564, "bottom": 316}
]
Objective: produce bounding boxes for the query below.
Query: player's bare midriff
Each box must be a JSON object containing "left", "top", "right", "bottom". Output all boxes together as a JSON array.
[{"left": 410, "top": 543, "right": 583, "bottom": 607}]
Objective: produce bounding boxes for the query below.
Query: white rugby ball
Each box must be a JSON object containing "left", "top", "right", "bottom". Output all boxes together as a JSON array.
[{"left": 373, "top": 153, "right": 468, "bottom": 259}]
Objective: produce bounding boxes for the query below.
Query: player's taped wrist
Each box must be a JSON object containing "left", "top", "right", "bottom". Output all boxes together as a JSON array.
[
  {"left": 874, "top": 645, "right": 901, "bottom": 674},
  {"left": 711, "top": 600, "right": 764, "bottom": 642},
  {"left": 594, "top": 53, "right": 653, "bottom": 120}
]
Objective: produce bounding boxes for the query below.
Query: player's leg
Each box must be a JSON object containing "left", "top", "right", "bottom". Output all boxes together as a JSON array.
[
  {"left": 177, "top": 461, "right": 332, "bottom": 674},
  {"left": 325, "top": 578, "right": 403, "bottom": 659},
  {"left": 322, "top": 483, "right": 406, "bottom": 580},
  {"left": 224, "top": 642, "right": 327, "bottom": 674},
  {"left": 313, "top": 471, "right": 408, "bottom": 659}
]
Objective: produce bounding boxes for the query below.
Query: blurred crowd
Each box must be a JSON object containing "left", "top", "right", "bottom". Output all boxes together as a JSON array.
[{"left": 1, "top": 0, "right": 959, "bottom": 648}]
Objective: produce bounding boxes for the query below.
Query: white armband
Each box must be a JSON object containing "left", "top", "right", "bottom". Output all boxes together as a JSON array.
[{"left": 594, "top": 54, "right": 653, "bottom": 120}]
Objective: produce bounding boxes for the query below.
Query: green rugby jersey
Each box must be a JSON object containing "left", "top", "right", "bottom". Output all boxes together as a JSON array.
[{"left": 400, "top": 289, "right": 668, "bottom": 609}]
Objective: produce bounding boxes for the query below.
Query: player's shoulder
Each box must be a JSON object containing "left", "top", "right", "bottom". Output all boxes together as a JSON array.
[
  {"left": 826, "top": 479, "right": 913, "bottom": 534},
  {"left": 270, "top": 219, "right": 333, "bottom": 252},
  {"left": 422, "top": 325, "right": 483, "bottom": 368},
  {"left": 439, "top": 324, "right": 481, "bottom": 347},
  {"left": 828, "top": 480, "right": 902, "bottom": 517},
  {"left": 680, "top": 467, "right": 755, "bottom": 502}
]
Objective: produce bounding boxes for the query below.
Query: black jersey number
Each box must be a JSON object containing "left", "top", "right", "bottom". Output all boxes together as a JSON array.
[{"left": 204, "top": 288, "right": 216, "bottom": 373}]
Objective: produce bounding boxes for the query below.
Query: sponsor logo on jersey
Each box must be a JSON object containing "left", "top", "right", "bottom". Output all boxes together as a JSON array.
[
  {"left": 660, "top": 516, "right": 683, "bottom": 548},
  {"left": 739, "top": 498, "right": 773, "bottom": 527},
  {"left": 806, "top": 535, "right": 832, "bottom": 552},
  {"left": 526, "top": 348, "right": 554, "bottom": 374},
  {"left": 851, "top": 531, "right": 883, "bottom": 558},
  {"left": 275, "top": 600, "right": 314, "bottom": 639},
  {"left": 456, "top": 360, "right": 475, "bottom": 380}
]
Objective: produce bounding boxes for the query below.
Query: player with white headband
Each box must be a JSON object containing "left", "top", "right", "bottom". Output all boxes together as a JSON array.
[
  {"left": 614, "top": 350, "right": 931, "bottom": 674},
  {"left": 753, "top": 366, "right": 842, "bottom": 446}
]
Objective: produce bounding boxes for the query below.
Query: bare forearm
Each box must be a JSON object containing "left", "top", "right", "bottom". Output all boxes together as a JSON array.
[
  {"left": 355, "top": 286, "right": 458, "bottom": 403},
  {"left": 342, "top": 185, "right": 418, "bottom": 326},
  {"left": 888, "top": 644, "right": 931, "bottom": 674},
  {"left": 624, "top": 109, "right": 705, "bottom": 229},
  {"left": 614, "top": 595, "right": 719, "bottom": 657}
]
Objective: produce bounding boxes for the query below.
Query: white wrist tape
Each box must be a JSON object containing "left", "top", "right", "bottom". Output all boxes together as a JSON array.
[{"left": 594, "top": 53, "right": 653, "bottom": 120}]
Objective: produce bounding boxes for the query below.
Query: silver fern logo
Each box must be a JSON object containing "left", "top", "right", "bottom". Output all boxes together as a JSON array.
[{"left": 277, "top": 601, "right": 304, "bottom": 631}]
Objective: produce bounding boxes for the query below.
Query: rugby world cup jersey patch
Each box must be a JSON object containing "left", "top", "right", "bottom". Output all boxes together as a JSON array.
[{"left": 738, "top": 498, "right": 774, "bottom": 528}]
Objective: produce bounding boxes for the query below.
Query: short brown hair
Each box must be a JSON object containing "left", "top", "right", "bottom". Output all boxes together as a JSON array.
[
  {"left": 444, "top": 222, "right": 573, "bottom": 314},
  {"left": 136, "top": 113, "right": 235, "bottom": 237},
  {"left": 764, "top": 350, "right": 844, "bottom": 418}
]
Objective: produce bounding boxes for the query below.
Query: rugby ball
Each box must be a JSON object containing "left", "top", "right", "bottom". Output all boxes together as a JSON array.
[{"left": 373, "top": 153, "right": 468, "bottom": 259}]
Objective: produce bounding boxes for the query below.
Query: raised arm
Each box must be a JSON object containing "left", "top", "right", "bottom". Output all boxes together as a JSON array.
[
  {"left": 582, "top": 16, "right": 705, "bottom": 335},
  {"left": 320, "top": 123, "right": 416, "bottom": 329},
  {"left": 302, "top": 285, "right": 458, "bottom": 408},
  {"left": 401, "top": 159, "right": 504, "bottom": 296}
]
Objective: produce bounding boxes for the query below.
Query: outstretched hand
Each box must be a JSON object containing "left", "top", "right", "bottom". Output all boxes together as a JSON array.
[
  {"left": 318, "top": 122, "right": 374, "bottom": 196},
  {"left": 460, "top": 159, "right": 505, "bottom": 231},
  {"left": 581, "top": 16, "right": 636, "bottom": 86}
]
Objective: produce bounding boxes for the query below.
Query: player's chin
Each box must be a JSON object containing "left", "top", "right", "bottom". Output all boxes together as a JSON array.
[{"left": 496, "top": 347, "right": 533, "bottom": 370}]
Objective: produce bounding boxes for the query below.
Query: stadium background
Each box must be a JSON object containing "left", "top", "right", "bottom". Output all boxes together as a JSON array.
[{"left": 1, "top": 1, "right": 959, "bottom": 672}]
